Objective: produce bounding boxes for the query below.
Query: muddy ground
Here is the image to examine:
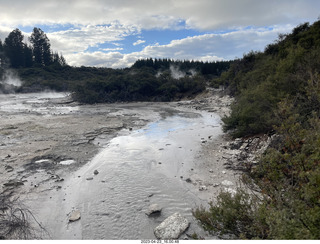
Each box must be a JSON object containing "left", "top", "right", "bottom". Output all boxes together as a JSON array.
[{"left": 1, "top": 88, "right": 254, "bottom": 239}]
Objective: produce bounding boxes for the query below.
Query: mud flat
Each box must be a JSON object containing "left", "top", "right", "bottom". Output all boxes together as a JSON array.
[{"left": 0, "top": 90, "right": 248, "bottom": 240}]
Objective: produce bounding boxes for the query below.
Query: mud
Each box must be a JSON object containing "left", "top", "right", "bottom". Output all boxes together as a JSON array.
[{"left": 0, "top": 89, "right": 240, "bottom": 240}]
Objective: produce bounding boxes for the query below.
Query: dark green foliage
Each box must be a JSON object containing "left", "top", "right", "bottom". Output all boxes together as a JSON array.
[
  {"left": 194, "top": 108, "right": 320, "bottom": 239},
  {"left": 70, "top": 67, "right": 206, "bottom": 103},
  {"left": 193, "top": 189, "right": 268, "bottom": 239},
  {"left": 29, "top": 28, "right": 52, "bottom": 66},
  {"left": 132, "top": 58, "right": 232, "bottom": 77},
  {"left": 4, "top": 29, "right": 26, "bottom": 68},
  {"left": 194, "top": 20, "right": 320, "bottom": 240},
  {"left": 220, "top": 20, "right": 320, "bottom": 138}
]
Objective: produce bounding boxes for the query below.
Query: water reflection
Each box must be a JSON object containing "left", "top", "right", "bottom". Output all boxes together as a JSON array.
[{"left": 56, "top": 111, "right": 221, "bottom": 239}]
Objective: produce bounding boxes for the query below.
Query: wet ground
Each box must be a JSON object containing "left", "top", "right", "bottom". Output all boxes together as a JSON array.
[{"left": 0, "top": 91, "right": 238, "bottom": 240}]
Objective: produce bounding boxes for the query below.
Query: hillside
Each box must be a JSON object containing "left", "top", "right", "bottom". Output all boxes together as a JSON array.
[{"left": 194, "top": 20, "right": 320, "bottom": 239}]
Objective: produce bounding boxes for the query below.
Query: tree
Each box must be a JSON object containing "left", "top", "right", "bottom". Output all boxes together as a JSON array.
[
  {"left": 24, "top": 45, "right": 33, "bottom": 68},
  {"left": 0, "top": 39, "right": 4, "bottom": 67},
  {"left": 4, "top": 29, "right": 25, "bottom": 68},
  {"left": 52, "top": 52, "right": 67, "bottom": 66},
  {"left": 29, "top": 27, "right": 52, "bottom": 66}
]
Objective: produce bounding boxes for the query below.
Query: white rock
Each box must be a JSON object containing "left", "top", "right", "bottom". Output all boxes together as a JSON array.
[
  {"left": 221, "top": 180, "right": 234, "bottom": 186},
  {"left": 145, "top": 204, "right": 162, "bottom": 216},
  {"left": 69, "top": 210, "right": 81, "bottom": 222},
  {"left": 154, "top": 212, "right": 189, "bottom": 239}
]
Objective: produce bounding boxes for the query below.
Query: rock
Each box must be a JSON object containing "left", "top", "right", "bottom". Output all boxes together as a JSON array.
[
  {"left": 154, "top": 212, "right": 189, "bottom": 239},
  {"left": 145, "top": 204, "right": 162, "bottom": 216},
  {"left": 222, "top": 170, "right": 226, "bottom": 174},
  {"left": 94, "top": 170, "right": 99, "bottom": 175},
  {"left": 229, "top": 138, "right": 243, "bottom": 150},
  {"left": 209, "top": 169, "right": 214, "bottom": 173},
  {"left": 5, "top": 165, "right": 14, "bottom": 172},
  {"left": 3, "top": 180, "right": 24, "bottom": 187},
  {"left": 86, "top": 177, "right": 93, "bottom": 180},
  {"left": 69, "top": 210, "right": 81, "bottom": 222},
  {"left": 185, "top": 178, "right": 192, "bottom": 183},
  {"left": 221, "top": 180, "right": 234, "bottom": 186},
  {"left": 199, "top": 185, "right": 207, "bottom": 191}
]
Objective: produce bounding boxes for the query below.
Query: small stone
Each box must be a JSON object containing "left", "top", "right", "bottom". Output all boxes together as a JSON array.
[
  {"left": 222, "top": 171, "right": 226, "bottom": 174},
  {"left": 199, "top": 185, "right": 207, "bottom": 191},
  {"left": 94, "top": 170, "right": 99, "bottom": 175},
  {"left": 86, "top": 177, "right": 93, "bottom": 180},
  {"left": 145, "top": 204, "right": 162, "bottom": 216},
  {"left": 221, "top": 180, "right": 234, "bottom": 186},
  {"left": 69, "top": 210, "right": 81, "bottom": 222},
  {"left": 209, "top": 169, "right": 214, "bottom": 173},
  {"left": 185, "top": 178, "right": 192, "bottom": 183}
]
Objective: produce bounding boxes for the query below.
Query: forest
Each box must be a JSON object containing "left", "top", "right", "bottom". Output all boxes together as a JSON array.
[{"left": 194, "top": 20, "right": 320, "bottom": 239}]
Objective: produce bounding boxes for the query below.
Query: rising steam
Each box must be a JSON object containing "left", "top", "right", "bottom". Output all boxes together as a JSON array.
[{"left": 0, "top": 69, "right": 22, "bottom": 93}]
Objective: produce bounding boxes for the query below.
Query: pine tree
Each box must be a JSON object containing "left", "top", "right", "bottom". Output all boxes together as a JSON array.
[
  {"left": 4, "top": 29, "right": 25, "bottom": 68},
  {"left": 29, "top": 27, "right": 52, "bottom": 66}
]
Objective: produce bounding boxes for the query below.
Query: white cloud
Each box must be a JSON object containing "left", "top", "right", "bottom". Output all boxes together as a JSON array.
[
  {"left": 133, "top": 40, "right": 146, "bottom": 46},
  {"left": 47, "top": 22, "right": 139, "bottom": 55},
  {"left": 66, "top": 25, "right": 293, "bottom": 68},
  {"left": 0, "top": 0, "right": 318, "bottom": 30},
  {"left": 101, "top": 47, "right": 123, "bottom": 51},
  {"left": 1, "top": 0, "right": 318, "bottom": 67}
]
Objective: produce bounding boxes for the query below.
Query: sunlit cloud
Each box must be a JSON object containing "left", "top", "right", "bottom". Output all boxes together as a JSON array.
[{"left": 133, "top": 40, "right": 146, "bottom": 46}]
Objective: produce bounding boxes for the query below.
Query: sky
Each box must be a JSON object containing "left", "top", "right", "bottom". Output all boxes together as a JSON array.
[{"left": 0, "top": 0, "right": 319, "bottom": 68}]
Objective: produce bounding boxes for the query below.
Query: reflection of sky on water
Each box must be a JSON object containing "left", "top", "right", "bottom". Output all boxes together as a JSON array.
[{"left": 142, "top": 116, "right": 193, "bottom": 138}]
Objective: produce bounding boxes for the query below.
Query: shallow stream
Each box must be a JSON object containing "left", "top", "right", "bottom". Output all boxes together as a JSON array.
[
  {"left": 1, "top": 93, "right": 222, "bottom": 239},
  {"left": 44, "top": 113, "right": 221, "bottom": 239}
]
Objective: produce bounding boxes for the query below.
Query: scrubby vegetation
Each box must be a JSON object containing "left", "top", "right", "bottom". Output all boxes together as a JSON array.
[
  {"left": 193, "top": 20, "right": 320, "bottom": 239},
  {"left": 0, "top": 192, "right": 48, "bottom": 239}
]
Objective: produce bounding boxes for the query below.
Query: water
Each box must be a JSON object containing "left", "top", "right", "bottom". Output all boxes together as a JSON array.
[
  {"left": 1, "top": 92, "right": 222, "bottom": 239},
  {"left": 39, "top": 111, "right": 221, "bottom": 239},
  {"left": 0, "top": 92, "right": 76, "bottom": 115}
]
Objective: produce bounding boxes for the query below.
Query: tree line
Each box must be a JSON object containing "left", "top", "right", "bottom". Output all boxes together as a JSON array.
[
  {"left": 132, "top": 58, "right": 232, "bottom": 76},
  {"left": 0, "top": 27, "right": 66, "bottom": 69}
]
